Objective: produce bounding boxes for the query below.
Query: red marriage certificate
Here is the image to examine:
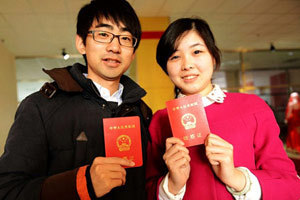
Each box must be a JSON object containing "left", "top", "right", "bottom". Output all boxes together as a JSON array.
[
  {"left": 103, "top": 116, "right": 143, "bottom": 168},
  {"left": 166, "top": 94, "right": 210, "bottom": 147}
]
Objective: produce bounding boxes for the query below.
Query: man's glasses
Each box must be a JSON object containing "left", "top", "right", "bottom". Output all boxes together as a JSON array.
[{"left": 87, "top": 30, "right": 137, "bottom": 48}]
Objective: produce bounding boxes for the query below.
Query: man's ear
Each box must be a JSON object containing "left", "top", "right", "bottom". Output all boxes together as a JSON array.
[
  {"left": 76, "top": 35, "right": 86, "bottom": 55},
  {"left": 131, "top": 52, "right": 136, "bottom": 61}
]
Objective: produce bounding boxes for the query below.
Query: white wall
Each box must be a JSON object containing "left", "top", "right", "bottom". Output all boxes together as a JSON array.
[{"left": 0, "top": 42, "right": 17, "bottom": 154}]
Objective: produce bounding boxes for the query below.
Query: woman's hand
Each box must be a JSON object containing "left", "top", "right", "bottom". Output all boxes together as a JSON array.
[
  {"left": 205, "top": 133, "right": 246, "bottom": 191},
  {"left": 163, "top": 137, "right": 191, "bottom": 195}
]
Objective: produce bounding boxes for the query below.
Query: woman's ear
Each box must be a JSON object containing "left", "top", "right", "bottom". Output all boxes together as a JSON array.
[
  {"left": 212, "top": 58, "right": 217, "bottom": 70},
  {"left": 76, "top": 35, "right": 86, "bottom": 55}
]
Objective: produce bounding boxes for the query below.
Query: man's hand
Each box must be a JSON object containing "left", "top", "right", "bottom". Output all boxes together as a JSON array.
[
  {"left": 163, "top": 137, "right": 191, "bottom": 195},
  {"left": 90, "top": 157, "right": 135, "bottom": 197}
]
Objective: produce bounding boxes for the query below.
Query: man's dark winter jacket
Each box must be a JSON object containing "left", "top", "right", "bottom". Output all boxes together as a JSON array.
[{"left": 0, "top": 63, "right": 152, "bottom": 200}]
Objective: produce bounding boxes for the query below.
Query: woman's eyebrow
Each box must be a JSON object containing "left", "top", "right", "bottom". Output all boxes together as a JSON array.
[{"left": 190, "top": 43, "right": 205, "bottom": 48}]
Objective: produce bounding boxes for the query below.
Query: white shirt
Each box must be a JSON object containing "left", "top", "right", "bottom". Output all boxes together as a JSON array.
[
  {"left": 83, "top": 73, "right": 124, "bottom": 105},
  {"left": 159, "top": 85, "right": 261, "bottom": 200}
]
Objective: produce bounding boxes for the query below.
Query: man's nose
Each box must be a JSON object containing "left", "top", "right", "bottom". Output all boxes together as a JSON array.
[{"left": 106, "top": 36, "right": 121, "bottom": 53}]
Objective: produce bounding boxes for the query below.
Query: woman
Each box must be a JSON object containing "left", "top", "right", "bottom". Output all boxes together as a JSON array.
[
  {"left": 146, "top": 18, "right": 300, "bottom": 200},
  {"left": 286, "top": 92, "right": 300, "bottom": 153}
]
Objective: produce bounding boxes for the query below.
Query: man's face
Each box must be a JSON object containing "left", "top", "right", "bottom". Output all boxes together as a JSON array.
[{"left": 77, "top": 18, "right": 135, "bottom": 87}]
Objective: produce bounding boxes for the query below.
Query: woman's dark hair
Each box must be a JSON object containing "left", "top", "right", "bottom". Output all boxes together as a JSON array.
[
  {"left": 76, "top": 0, "right": 141, "bottom": 52},
  {"left": 156, "top": 18, "right": 221, "bottom": 74}
]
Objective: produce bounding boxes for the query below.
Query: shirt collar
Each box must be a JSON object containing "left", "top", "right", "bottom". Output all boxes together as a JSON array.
[
  {"left": 83, "top": 73, "right": 124, "bottom": 105},
  {"left": 177, "top": 84, "right": 226, "bottom": 107}
]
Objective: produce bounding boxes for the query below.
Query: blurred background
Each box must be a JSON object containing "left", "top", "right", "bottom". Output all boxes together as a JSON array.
[{"left": 0, "top": 0, "right": 300, "bottom": 164}]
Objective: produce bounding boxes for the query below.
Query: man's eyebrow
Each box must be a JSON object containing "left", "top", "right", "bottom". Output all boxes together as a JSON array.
[
  {"left": 95, "top": 23, "right": 113, "bottom": 29},
  {"left": 120, "top": 27, "right": 130, "bottom": 33},
  {"left": 94, "top": 23, "right": 131, "bottom": 34}
]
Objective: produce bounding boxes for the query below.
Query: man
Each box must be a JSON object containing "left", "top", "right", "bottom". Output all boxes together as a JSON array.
[{"left": 0, "top": 0, "right": 151, "bottom": 199}]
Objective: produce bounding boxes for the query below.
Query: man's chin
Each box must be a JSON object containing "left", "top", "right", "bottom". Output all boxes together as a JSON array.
[{"left": 103, "top": 75, "right": 122, "bottom": 82}]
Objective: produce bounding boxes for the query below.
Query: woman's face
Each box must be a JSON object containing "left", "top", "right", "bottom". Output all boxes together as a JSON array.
[{"left": 166, "top": 30, "right": 215, "bottom": 96}]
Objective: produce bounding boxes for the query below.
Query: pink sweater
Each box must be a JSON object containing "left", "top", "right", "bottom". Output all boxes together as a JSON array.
[{"left": 146, "top": 93, "right": 300, "bottom": 200}]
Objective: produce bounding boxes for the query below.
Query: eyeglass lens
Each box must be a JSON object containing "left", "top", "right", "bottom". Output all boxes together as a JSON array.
[{"left": 93, "top": 31, "right": 136, "bottom": 47}]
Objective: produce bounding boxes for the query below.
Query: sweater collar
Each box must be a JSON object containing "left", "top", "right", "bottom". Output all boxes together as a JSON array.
[{"left": 177, "top": 84, "right": 226, "bottom": 107}]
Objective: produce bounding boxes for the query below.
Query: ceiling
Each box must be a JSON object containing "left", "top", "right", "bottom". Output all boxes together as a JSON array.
[{"left": 0, "top": 0, "right": 300, "bottom": 58}]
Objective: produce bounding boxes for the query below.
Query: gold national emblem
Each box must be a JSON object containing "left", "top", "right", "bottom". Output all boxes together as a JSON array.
[
  {"left": 181, "top": 113, "right": 196, "bottom": 130},
  {"left": 116, "top": 134, "right": 131, "bottom": 151}
]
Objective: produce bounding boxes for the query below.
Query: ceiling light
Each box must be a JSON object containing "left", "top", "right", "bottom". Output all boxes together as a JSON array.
[
  {"left": 62, "top": 48, "right": 70, "bottom": 60},
  {"left": 270, "top": 43, "right": 276, "bottom": 52}
]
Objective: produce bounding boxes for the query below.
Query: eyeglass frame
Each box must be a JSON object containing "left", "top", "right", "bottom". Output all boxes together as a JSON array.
[{"left": 87, "top": 30, "right": 137, "bottom": 48}]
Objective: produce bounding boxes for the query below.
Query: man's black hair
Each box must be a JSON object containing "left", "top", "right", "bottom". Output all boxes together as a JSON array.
[{"left": 77, "top": 0, "right": 141, "bottom": 53}]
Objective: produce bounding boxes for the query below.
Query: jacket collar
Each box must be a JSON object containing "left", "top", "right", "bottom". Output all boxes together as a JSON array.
[{"left": 43, "top": 63, "right": 146, "bottom": 103}]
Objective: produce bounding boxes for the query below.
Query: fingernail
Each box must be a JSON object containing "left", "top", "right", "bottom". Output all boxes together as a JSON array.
[{"left": 131, "top": 161, "right": 135, "bottom": 166}]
